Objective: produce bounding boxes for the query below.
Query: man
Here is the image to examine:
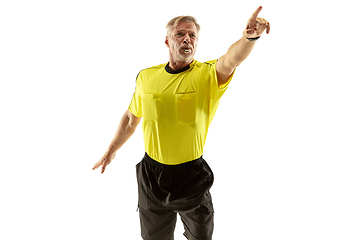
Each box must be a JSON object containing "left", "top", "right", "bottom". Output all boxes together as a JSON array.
[{"left": 93, "top": 6, "right": 270, "bottom": 240}]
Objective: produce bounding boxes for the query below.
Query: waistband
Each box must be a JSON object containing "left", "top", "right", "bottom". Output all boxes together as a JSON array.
[{"left": 143, "top": 152, "right": 204, "bottom": 170}]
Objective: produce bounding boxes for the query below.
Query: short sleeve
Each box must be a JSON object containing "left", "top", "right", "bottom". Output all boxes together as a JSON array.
[
  {"left": 128, "top": 73, "right": 143, "bottom": 117},
  {"left": 212, "top": 60, "right": 235, "bottom": 99}
]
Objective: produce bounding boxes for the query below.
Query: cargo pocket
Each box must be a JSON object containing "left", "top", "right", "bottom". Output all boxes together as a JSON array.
[
  {"left": 175, "top": 92, "right": 197, "bottom": 123},
  {"left": 203, "top": 191, "right": 215, "bottom": 213},
  {"left": 136, "top": 161, "right": 148, "bottom": 210},
  {"left": 141, "top": 93, "right": 159, "bottom": 121}
]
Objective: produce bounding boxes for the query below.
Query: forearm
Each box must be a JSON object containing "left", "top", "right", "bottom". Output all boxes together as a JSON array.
[
  {"left": 224, "top": 5, "right": 269, "bottom": 68},
  {"left": 216, "top": 6, "right": 269, "bottom": 85},
  {"left": 224, "top": 36, "right": 256, "bottom": 69},
  {"left": 107, "top": 110, "right": 140, "bottom": 153},
  {"left": 92, "top": 110, "right": 140, "bottom": 173},
  {"left": 216, "top": 36, "right": 257, "bottom": 84}
]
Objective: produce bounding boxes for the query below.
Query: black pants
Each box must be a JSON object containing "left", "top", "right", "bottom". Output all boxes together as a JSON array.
[{"left": 136, "top": 153, "right": 214, "bottom": 240}]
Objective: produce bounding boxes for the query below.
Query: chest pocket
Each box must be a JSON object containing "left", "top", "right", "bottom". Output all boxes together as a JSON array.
[
  {"left": 175, "top": 92, "right": 197, "bottom": 123},
  {"left": 141, "top": 93, "right": 159, "bottom": 121}
]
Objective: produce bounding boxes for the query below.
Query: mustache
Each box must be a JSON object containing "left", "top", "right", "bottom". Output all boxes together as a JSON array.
[{"left": 180, "top": 44, "right": 193, "bottom": 50}]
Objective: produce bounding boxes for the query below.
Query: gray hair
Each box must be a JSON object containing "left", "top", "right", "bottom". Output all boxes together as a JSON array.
[{"left": 166, "top": 16, "right": 201, "bottom": 37}]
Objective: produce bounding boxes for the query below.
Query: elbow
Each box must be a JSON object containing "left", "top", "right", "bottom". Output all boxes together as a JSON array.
[
  {"left": 129, "top": 117, "right": 141, "bottom": 130},
  {"left": 127, "top": 110, "right": 141, "bottom": 130},
  {"left": 223, "top": 53, "right": 243, "bottom": 72},
  {"left": 225, "top": 53, "right": 245, "bottom": 69},
  {"left": 218, "top": 55, "right": 237, "bottom": 74}
]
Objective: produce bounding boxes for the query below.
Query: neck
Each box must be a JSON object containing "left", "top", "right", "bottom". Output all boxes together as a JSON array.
[{"left": 168, "top": 56, "right": 193, "bottom": 71}]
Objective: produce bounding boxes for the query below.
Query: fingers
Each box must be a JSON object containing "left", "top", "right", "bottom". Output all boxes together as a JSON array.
[
  {"left": 92, "top": 160, "right": 107, "bottom": 173},
  {"left": 249, "top": 6, "right": 262, "bottom": 25},
  {"left": 245, "top": 18, "right": 270, "bottom": 38},
  {"left": 247, "top": 6, "right": 263, "bottom": 30},
  {"left": 93, "top": 152, "right": 115, "bottom": 173},
  {"left": 266, "top": 22, "right": 270, "bottom": 34},
  {"left": 92, "top": 158, "right": 106, "bottom": 172},
  {"left": 252, "top": 6, "right": 262, "bottom": 19},
  {"left": 100, "top": 154, "right": 115, "bottom": 173},
  {"left": 92, "top": 161, "right": 100, "bottom": 170},
  {"left": 257, "top": 18, "right": 270, "bottom": 34},
  {"left": 256, "top": 18, "right": 269, "bottom": 33}
]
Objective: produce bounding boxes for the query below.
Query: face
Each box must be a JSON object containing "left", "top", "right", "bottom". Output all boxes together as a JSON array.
[{"left": 165, "top": 21, "right": 198, "bottom": 63}]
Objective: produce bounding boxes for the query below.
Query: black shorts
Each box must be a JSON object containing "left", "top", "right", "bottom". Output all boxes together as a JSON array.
[{"left": 136, "top": 153, "right": 214, "bottom": 240}]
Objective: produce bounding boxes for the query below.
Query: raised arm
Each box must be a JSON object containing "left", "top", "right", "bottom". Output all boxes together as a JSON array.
[
  {"left": 216, "top": 6, "right": 270, "bottom": 85},
  {"left": 92, "top": 109, "right": 141, "bottom": 173}
]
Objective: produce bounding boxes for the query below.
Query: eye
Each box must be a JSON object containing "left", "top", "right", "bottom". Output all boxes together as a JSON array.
[{"left": 190, "top": 34, "right": 196, "bottom": 38}]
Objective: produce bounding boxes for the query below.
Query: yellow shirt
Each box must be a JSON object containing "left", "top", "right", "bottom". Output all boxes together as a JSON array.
[{"left": 128, "top": 60, "right": 234, "bottom": 165}]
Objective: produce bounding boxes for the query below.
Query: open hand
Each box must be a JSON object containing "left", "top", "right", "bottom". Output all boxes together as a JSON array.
[
  {"left": 244, "top": 6, "right": 270, "bottom": 38},
  {"left": 92, "top": 150, "right": 116, "bottom": 174}
]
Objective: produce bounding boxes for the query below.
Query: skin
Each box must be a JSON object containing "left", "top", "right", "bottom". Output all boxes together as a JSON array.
[
  {"left": 93, "top": 6, "right": 270, "bottom": 174},
  {"left": 92, "top": 109, "right": 140, "bottom": 173},
  {"left": 165, "top": 21, "right": 198, "bottom": 71},
  {"left": 217, "top": 6, "right": 270, "bottom": 85}
]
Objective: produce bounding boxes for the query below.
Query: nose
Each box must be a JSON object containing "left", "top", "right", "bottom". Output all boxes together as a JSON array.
[{"left": 183, "top": 33, "right": 191, "bottom": 44}]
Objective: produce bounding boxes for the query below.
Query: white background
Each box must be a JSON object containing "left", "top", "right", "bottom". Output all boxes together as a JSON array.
[{"left": 1, "top": 0, "right": 359, "bottom": 239}]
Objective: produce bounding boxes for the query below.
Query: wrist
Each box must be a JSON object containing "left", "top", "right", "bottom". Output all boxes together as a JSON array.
[
  {"left": 246, "top": 35, "right": 261, "bottom": 41},
  {"left": 107, "top": 143, "right": 118, "bottom": 154}
]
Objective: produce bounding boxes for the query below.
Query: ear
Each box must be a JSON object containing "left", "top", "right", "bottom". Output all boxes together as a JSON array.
[{"left": 165, "top": 36, "right": 170, "bottom": 48}]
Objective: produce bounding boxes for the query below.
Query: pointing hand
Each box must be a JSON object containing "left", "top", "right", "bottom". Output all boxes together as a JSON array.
[{"left": 244, "top": 6, "right": 270, "bottom": 38}]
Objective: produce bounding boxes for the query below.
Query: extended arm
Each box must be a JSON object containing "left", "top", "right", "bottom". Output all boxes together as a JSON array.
[
  {"left": 216, "top": 6, "right": 270, "bottom": 85},
  {"left": 92, "top": 109, "right": 141, "bottom": 173}
]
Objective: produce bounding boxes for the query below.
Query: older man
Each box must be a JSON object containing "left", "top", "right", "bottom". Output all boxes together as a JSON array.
[{"left": 93, "top": 6, "right": 270, "bottom": 240}]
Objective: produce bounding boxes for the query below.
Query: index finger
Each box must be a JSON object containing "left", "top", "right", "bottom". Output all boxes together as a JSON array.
[{"left": 251, "top": 6, "right": 262, "bottom": 20}]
